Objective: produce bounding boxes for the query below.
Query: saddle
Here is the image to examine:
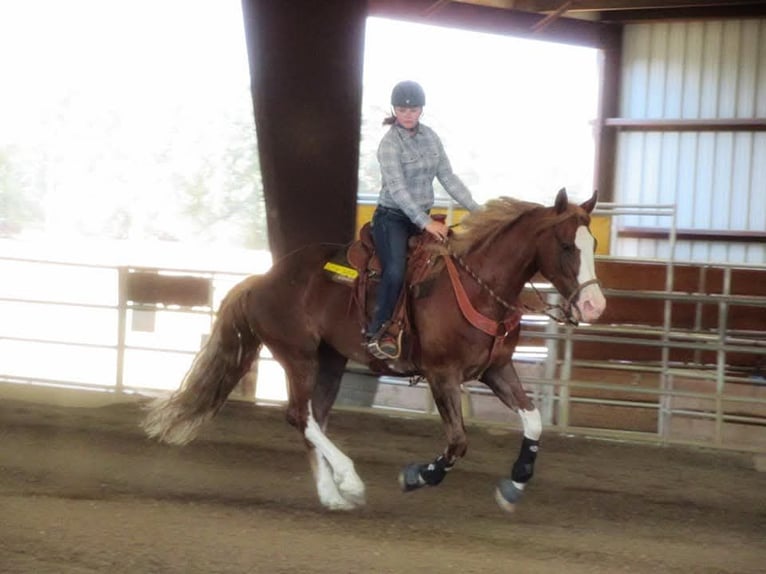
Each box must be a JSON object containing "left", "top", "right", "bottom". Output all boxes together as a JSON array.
[
  {"left": 347, "top": 222, "right": 382, "bottom": 276},
  {"left": 326, "top": 215, "right": 446, "bottom": 361}
]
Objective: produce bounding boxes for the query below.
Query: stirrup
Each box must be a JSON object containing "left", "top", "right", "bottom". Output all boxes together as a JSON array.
[{"left": 366, "top": 331, "right": 401, "bottom": 360}]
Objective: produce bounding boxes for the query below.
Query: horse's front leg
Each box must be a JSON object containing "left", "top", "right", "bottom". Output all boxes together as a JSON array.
[
  {"left": 480, "top": 361, "right": 542, "bottom": 512},
  {"left": 399, "top": 374, "right": 467, "bottom": 492}
]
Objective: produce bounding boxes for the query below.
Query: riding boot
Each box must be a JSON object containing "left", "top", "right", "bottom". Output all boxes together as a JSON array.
[{"left": 366, "top": 323, "right": 400, "bottom": 360}]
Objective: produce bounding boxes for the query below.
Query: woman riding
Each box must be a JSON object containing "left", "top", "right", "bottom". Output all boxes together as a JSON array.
[{"left": 366, "top": 80, "right": 481, "bottom": 360}]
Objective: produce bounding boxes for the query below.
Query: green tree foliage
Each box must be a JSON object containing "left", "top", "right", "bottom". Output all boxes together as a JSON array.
[
  {"left": 357, "top": 103, "right": 389, "bottom": 199},
  {"left": 173, "top": 117, "right": 266, "bottom": 249},
  {"left": 0, "top": 146, "right": 44, "bottom": 236}
]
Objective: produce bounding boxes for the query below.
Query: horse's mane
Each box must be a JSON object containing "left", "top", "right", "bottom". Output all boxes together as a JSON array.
[{"left": 448, "top": 197, "right": 543, "bottom": 257}]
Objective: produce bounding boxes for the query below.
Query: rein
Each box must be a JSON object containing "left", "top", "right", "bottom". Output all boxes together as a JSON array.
[
  {"left": 442, "top": 254, "right": 521, "bottom": 366},
  {"left": 442, "top": 256, "right": 521, "bottom": 337},
  {"left": 444, "top": 244, "right": 582, "bottom": 326},
  {"left": 442, "top": 208, "right": 599, "bottom": 327}
]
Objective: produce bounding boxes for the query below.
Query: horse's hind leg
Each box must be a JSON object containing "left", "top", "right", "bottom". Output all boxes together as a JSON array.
[
  {"left": 310, "top": 342, "right": 366, "bottom": 509},
  {"left": 311, "top": 342, "right": 346, "bottom": 424},
  {"left": 305, "top": 400, "right": 366, "bottom": 509},
  {"left": 281, "top": 347, "right": 365, "bottom": 510},
  {"left": 480, "top": 361, "right": 542, "bottom": 512}
]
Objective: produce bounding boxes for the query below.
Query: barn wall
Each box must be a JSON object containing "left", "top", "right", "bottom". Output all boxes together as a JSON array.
[{"left": 614, "top": 19, "right": 766, "bottom": 264}]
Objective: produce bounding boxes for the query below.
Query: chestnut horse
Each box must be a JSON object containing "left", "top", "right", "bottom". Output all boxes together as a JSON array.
[{"left": 143, "top": 188, "right": 606, "bottom": 512}]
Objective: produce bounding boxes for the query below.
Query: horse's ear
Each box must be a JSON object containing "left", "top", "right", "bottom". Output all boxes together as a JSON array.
[
  {"left": 554, "top": 187, "right": 568, "bottom": 214},
  {"left": 580, "top": 189, "right": 598, "bottom": 214}
]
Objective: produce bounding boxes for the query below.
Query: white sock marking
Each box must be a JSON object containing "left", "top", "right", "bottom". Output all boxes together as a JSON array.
[
  {"left": 310, "top": 449, "right": 354, "bottom": 510},
  {"left": 519, "top": 407, "right": 542, "bottom": 441},
  {"left": 304, "top": 402, "right": 366, "bottom": 508}
]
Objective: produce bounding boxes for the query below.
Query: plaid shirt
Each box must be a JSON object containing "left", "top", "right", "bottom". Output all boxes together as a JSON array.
[{"left": 377, "top": 123, "right": 480, "bottom": 229}]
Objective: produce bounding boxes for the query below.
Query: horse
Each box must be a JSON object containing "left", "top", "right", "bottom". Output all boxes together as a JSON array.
[{"left": 143, "top": 187, "right": 606, "bottom": 512}]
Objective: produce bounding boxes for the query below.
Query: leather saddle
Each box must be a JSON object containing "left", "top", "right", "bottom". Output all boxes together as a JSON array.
[
  {"left": 346, "top": 213, "right": 446, "bottom": 281},
  {"left": 347, "top": 221, "right": 382, "bottom": 277},
  {"left": 335, "top": 215, "right": 445, "bottom": 362}
]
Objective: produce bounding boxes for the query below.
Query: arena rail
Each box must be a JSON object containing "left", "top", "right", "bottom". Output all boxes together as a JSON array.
[{"left": 0, "top": 251, "right": 764, "bottom": 453}]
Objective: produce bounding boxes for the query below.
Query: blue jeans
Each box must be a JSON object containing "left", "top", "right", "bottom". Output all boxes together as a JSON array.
[{"left": 367, "top": 206, "right": 420, "bottom": 336}]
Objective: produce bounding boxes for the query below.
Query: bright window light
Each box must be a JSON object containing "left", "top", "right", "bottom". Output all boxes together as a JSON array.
[
  {"left": 361, "top": 17, "right": 600, "bottom": 206},
  {"left": 0, "top": 7, "right": 599, "bottom": 400},
  {"left": 0, "top": 0, "right": 266, "bottom": 262}
]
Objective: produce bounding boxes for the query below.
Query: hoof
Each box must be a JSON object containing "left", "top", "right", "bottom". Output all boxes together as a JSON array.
[
  {"left": 323, "top": 497, "right": 357, "bottom": 511},
  {"left": 495, "top": 478, "right": 524, "bottom": 513},
  {"left": 398, "top": 463, "right": 426, "bottom": 492},
  {"left": 337, "top": 473, "right": 366, "bottom": 508}
]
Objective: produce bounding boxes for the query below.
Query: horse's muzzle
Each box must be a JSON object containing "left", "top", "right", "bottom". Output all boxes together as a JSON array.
[{"left": 569, "top": 279, "right": 606, "bottom": 324}]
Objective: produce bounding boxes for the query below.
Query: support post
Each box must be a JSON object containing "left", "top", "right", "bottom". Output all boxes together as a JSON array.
[
  {"left": 241, "top": 0, "right": 366, "bottom": 259},
  {"left": 593, "top": 25, "right": 622, "bottom": 203}
]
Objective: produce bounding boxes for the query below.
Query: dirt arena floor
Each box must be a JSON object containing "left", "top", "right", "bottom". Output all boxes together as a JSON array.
[{"left": 1, "top": 394, "right": 764, "bottom": 574}]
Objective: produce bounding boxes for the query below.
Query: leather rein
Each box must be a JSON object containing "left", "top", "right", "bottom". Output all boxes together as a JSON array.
[
  {"left": 440, "top": 211, "right": 600, "bottom": 364},
  {"left": 442, "top": 255, "right": 521, "bottom": 365}
]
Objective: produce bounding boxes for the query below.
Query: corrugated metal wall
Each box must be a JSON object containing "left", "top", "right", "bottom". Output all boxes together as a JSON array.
[{"left": 615, "top": 19, "right": 766, "bottom": 264}]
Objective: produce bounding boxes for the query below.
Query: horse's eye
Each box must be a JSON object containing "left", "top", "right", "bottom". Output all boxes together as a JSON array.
[{"left": 561, "top": 243, "right": 575, "bottom": 252}]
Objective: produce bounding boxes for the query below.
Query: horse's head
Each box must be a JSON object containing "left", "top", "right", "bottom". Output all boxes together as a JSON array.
[{"left": 535, "top": 188, "right": 606, "bottom": 324}]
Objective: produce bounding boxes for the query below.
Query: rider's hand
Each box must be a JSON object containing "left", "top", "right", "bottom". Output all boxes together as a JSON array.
[{"left": 424, "top": 220, "right": 449, "bottom": 242}]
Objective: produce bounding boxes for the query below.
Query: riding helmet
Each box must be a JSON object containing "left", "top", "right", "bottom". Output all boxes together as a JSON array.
[{"left": 391, "top": 80, "right": 425, "bottom": 107}]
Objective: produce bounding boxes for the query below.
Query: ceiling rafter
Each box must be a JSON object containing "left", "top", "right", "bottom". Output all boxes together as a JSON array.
[{"left": 446, "top": 0, "right": 766, "bottom": 21}]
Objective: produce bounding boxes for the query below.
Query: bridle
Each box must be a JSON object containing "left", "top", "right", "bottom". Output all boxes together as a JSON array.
[
  {"left": 443, "top": 211, "right": 600, "bottom": 327},
  {"left": 433, "top": 210, "right": 599, "bottom": 372},
  {"left": 440, "top": 248, "right": 594, "bottom": 372},
  {"left": 560, "top": 277, "right": 601, "bottom": 324}
]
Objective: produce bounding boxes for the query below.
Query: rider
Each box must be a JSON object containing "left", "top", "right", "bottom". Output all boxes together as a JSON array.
[{"left": 366, "top": 80, "right": 481, "bottom": 360}]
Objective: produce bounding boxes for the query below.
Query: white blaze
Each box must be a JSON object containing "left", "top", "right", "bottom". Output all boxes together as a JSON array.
[{"left": 574, "top": 226, "right": 606, "bottom": 323}]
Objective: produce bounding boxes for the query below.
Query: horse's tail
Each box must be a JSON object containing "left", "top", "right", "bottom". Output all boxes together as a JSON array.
[{"left": 142, "top": 276, "right": 263, "bottom": 445}]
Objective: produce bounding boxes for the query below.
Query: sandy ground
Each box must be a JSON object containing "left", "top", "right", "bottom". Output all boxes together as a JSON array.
[{"left": 1, "top": 396, "right": 764, "bottom": 574}]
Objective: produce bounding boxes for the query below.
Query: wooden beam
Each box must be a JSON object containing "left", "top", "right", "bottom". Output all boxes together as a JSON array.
[
  {"left": 510, "top": 0, "right": 765, "bottom": 13},
  {"left": 618, "top": 227, "right": 766, "bottom": 243},
  {"left": 593, "top": 26, "right": 623, "bottom": 203},
  {"left": 367, "top": 0, "right": 619, "bottom": 49},
  {"left": 599, "top": 3, "right": 766, "bottom": 21},
  {"left": 242, "top": 0, "right": 365, "bottom": 258},
  {"left": 483, "top": 0, "right": 766, "bottom": 21},
  {"left": 605, "top": 118, "right": 766, "bottom": 131}
]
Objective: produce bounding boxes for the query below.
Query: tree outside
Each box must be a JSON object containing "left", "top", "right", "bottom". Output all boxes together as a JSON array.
[{"left": 0, "top": 5, "right": 597, "bottom": 256}]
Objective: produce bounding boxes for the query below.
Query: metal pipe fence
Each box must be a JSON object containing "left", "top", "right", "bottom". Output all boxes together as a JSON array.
[{"left": 1, "top": 247, "right": 764, "bottom": 452}]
